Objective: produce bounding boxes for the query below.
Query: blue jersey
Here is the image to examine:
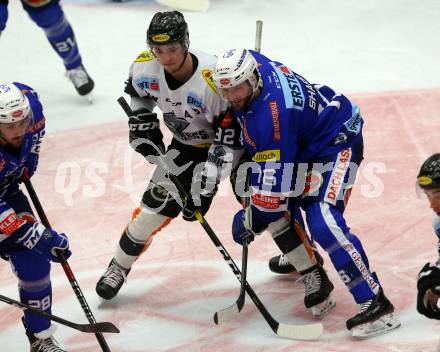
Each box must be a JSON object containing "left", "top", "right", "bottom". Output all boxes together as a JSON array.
[
  {"left": 234, "top": 51, "right": 363, "bottom": 224},
  {"left": 0, "top": 82, "right": 45, "bottom": 244}
]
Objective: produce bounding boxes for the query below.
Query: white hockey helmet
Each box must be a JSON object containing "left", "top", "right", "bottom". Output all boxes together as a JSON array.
[
  {"left": 0, "top": 83, "right": 31, "bottom": 124},
  {"left": 214, "top": 49, "right": 262, "bottom": 93}
]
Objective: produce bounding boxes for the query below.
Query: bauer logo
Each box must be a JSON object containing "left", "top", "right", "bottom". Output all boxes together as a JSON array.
[
  {"left": 220, "top": 78, "right": 230, "bottom": 85},
  {"left": 418, "top": 176, "right": 433, "bottom": 186},
  {"left": 152, "top": 34, "right": 170, "bottom": 43},
  {"left": 252, "top": 149, "right": 280, "bottom": 162}
]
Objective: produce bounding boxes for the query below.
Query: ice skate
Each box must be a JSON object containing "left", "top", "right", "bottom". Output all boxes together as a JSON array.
[
  {"left": 66, "top": 64, "right": 94, "bottom": 101},
  {"left": 96, "top": 258, "right": 130, "bottom": 300},
  {"left": 346, "top": 287, "right": 401, "bottom": 338},
  {"left": 269, "top": 251, "right": 324, "bottom": 275},
  {"left": 25, "top": 324, "right": 67, "bottom": 352},
  {"left": 297, "top": 264, "right": 336, "bottom": 318}
]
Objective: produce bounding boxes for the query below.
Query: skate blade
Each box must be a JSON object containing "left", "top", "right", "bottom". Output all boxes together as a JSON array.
[
  {"left": 83, "top": 93, "right": 93, "bottom": 104},
  {"left": 351, "top": 313, "right": 401, "bottom": 338},
  {"left": 310, "top": 295, "right": 336, "bottom": 318}
]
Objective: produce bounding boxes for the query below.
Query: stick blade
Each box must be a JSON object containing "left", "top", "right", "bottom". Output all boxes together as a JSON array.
[
  {"left": 276, "top": 322, "right": 323, "bottom": 341},
  {"left": 80, "top": 322, "right": 120, "bottom": 334},
  {"left": 213, "top": 303, "right": 240, "bottom": 324}
]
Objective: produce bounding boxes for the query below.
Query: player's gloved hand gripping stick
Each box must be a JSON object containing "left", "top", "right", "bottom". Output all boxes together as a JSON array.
[{"left": 22, "top": 175, "right": 115, "bottom": 352}]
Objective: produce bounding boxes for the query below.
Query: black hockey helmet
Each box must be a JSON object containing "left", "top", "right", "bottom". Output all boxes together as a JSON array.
[
  {"left": 147, "top": 11, "right": 189, "bottom": 50},
  {"left": 417, "top": 153, "right": 440, "bottom": 189}
]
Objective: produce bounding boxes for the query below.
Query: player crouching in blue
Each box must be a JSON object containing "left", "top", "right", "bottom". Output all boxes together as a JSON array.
[
  {"left": 0, "top": 83, "right": 71, "bottom": 352},
  {"left": 0, "top": 1, "right": 94, "bottom": 98},
  {"left": 213, "top": 49, "right": 401, "bottom": 338}
]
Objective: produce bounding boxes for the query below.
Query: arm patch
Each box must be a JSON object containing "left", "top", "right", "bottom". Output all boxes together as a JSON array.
[{"left": 134, "top": 50, "right": 155, "bottom": 63}]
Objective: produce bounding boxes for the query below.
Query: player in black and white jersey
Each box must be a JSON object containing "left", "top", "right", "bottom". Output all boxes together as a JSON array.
[{"left": 95, "top": 11, "right": 243, "bottom": 300}]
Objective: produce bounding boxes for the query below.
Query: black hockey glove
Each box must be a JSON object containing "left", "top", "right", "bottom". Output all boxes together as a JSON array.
[
  {"left": 182, "top": 193, "right": 214, "bottom": 222},
  {"left": 128, "top": 109, "right": 165, "bottom": 158},
  {"left": 417, "top": 262, "right": 440, "bottom": 319}
]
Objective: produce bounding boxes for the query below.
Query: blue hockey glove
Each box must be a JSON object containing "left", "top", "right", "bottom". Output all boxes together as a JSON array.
[
  {"left": 232, "top": 209, "right": 256, "bottom": 245},
  {"left": 18, "top": 223, "right": 71, "bottom": 263}
]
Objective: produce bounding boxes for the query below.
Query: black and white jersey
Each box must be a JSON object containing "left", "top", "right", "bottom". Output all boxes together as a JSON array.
[{"left": 127, "top": 49, "right": 229, "bottom": 148}]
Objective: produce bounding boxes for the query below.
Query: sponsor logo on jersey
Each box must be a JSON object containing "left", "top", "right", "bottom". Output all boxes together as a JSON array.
[
  {"left": 29, "top": 116, "right": 45, "bottom": 134},
  {"left": 134, "top": 51, "right": 155, "bottom": 63},
  {"left": 342, "top": 243, "right": 379, "bottom": 292},
  {"left": 418, "top": 176, "right": 433, "bottom": 186},
  {"left": 0, "top": 212, "right": 25, "bottom": 236},
  {"left": 302, "top": 170, "right": 323, "bottom": 198},
  {"left": 252, "top": 149, "right": 280, "bottom": 162},
  {"left": 151, "top": 34, "right": 171, "bottom": 43},
  {"left": 187, "top": 92, "right": 206, "bottom": 113},
  {"left": 220, "top": 111, "right": 233, "bottom": 128},
  {"left": 324, "top": 149, "right": 352, "bottom": 205},
  {"left": 251, "top": 193, "right": 281, "bottom": 210},
  {"left": 22, "top": 0, "right": 52, "bottom": 7},
  {"left": 202, "top": 69, "right": 218, "bottom": 93},
  {"left": 269, "top": 101, "right": 281, "bottom": 141},
  {"left": 270, "top": 62, "right": 304, "bottom": 111},
  {"left": 344, "top": 113, "right": 362, "bottom": 134},
  {"left": 296, "top": 74, "right": 317, "bottom": 110},
  {"left": 135, "top": 77, "right": 160, "bottom": 92},
  {"left": 242, "top": 119, "right": 256, "bottom": 150}
]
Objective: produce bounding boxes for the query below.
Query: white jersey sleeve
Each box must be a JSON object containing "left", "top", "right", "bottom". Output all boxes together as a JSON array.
[{"left": 128, "top": 49, "right": 229, "bottom": 147}]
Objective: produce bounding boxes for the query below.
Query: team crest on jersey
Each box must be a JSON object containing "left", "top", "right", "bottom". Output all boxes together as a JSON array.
[
  {"left": 134, "top": 51, "right": 155, "bottom": 63},
  {"left": 134, "top": 77, "right": 160, "bottom": 92},
  {"left": 163, "top": 113, "right": 190, "bottom": 134},
  {"left": 22, "top": 0, "right": 52, "bottom": 7},
  {"left": 202, "top": 69, "right": 218, "bottom": 93}
]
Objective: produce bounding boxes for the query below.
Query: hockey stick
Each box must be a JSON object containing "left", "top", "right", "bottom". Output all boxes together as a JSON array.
[
  {"left": 118, "top": 96, "right": 323, "bottom": 340},
  {"left": 213, "top": 19, "right": 263, "bottom": 324},
  {"left": 0, "top": 294, "right": 119, "bottom": 334},
  {"left": 22, "top": 177, "right": 113, "bottom": 352}
]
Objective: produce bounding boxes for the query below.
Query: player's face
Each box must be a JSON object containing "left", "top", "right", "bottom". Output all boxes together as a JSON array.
[
  {"left": 152, "top": 43, "right": 186, "bottom": 74},
  {"left": 220, "top": 81, "right": 253, "bottom": 111},
  {"left": 424, "top": 188, "right": 440, "bottom": 216},
  {"left": 0, "top": 118, "right": 29, "bottom": 148}
]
